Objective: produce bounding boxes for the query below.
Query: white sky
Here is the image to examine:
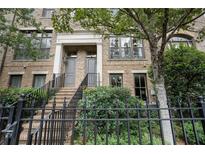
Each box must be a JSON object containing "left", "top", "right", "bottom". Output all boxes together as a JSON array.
[{"left": 0, "top": 0, "right": 205, "bottom": 8}]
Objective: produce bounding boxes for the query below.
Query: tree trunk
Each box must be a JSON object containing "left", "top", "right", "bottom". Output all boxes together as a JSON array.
[
  {"left": 0, "top": 9, "right": 17, "bottom": 76},
  {"left": 150, "top": 43, "right": 174, "bottom": 144},
  {"left": 0, "top": 46, "right": 8, "bottom": 76},
  {"left": 155, "top": 76, "right": 174, "bottom": 145}
]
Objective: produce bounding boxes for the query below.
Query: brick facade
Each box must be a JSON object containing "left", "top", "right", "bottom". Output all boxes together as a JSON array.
[{"left": 0, "top": 9, "right": 205, "bottom": 103}]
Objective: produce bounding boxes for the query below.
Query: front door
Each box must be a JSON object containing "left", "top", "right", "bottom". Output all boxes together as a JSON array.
[
  {"left": 86, "top": 57, "right": 97, "bottom": 87},
  {"left": 65, "top": 57, "right": 76, "bottom": 87}
]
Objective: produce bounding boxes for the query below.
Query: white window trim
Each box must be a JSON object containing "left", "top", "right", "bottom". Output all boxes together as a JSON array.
[
  {"left": 32, "top": 71, "right": 48, "bottom": 74},
  {"left": 108, "top": 70, "right": 125, "bottom": 74},
  {"left": 8, "top": 72, "right": 24, "bottom": 75},
  {"left": 131, "top": 70, "right": 148, "bottom": 73}
]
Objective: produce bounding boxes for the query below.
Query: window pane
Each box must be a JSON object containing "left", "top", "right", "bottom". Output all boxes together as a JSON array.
[
  {"left": 110, "top": 48, "right": 120, "bottom": 59},
  {"left": 38, "top": 49, "right": 50, "bottom": 59},
  {"left": 109, "top": 36, "right": 144, "bottom": 59},
  {"left": 135, "top": 88, "right": 141, "bottom": 98},
  {"left": 134, "top": 75, "right": 140, "bottom": 87},
  {"left": 134, "top": 74, "right": 147, "bottom": 101},
  {"left": 121, "top": 37, "right": 131, "bottom": 47},
  {"left": 121, "top": 47, "right": 131, "bottom": 58},
  {"left": 133, "top": 47, "right": 144, "bottom": 59},
  {"left": 110, "top": 37, "right": 119, "bottom": 48},
  {"left": 140, "top": 75, "right": 145, "bottom": 87},
  {"left": 41, "top": 38, "right": 51, "bottom": 48},
  {"left": 141, "top": 88, "right": 147, "bottom": 100},
  {"left": 110, "top": 74, "right": 123, "bottom": 87},
  {"left": 42, "top": 9, "right": 54, "bottom": 18},
  {"left": 14, "top": 32, "right": 52, "bottom": 60},
  {"left": 32, "top": 39, "right": 41, "bottom": 48},
  {"left": 33, "top": 75, "right": 46, "bottom": 88},
  {"left": 169, "top": 36, "right": 193, "bottom": 47},
  {"left": 133, "top": 38, "right": 143, "bottom": 47},
  {"left": 10, "top": 75, "right": 22, "bottom": 88}
]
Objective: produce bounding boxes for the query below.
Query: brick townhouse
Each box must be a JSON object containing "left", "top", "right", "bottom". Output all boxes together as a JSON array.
[{"left": 0, "top": 8, "right": 205, "bottom": 103}]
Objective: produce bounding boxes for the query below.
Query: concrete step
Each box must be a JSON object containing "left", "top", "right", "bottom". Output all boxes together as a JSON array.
[
  {"left": 55, "top": 93, "right": 75, "bottom": 96},
  {"left": 61, "top": 87, "right": 77, "bottom": 89},
  {"left": 18, "top": 87, "right": 78, "bottom": 144},
  {"left": 55, "top": 96, "right": 72, "bottom": 99},
  {"left": 19, "top": 126, "right": 74, "bottom": 142},
  {"left": 58, "top": 89, "right": 77, "bottom": 93}
]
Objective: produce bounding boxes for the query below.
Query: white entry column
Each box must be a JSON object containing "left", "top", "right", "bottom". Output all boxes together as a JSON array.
[
  {"left": 53, "top": 44, "right": 63, "bottom": 75},
  {"left": 97, "top": 43, "right": 103, "bottom": 86}
]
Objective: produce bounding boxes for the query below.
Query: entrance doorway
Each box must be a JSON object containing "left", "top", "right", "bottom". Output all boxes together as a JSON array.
[
  {"left": 64, "top": 57, "right": 76, "bottom": 87},
  {"left": 86, "top": 57, "right": 97, "bottom": 87}
]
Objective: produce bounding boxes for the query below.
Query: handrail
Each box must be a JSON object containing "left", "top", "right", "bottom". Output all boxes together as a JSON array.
[{"left": 7, "top": 73, "right": 65, "bottom": 108}]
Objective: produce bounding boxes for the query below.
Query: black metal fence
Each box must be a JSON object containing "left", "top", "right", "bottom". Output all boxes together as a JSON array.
[
  {"left": 1, "top": 73, "right": 205, "bottom": 145},
  {"left": 0, "top": 73, "right": 66, "bottom": 144},
  {"left": 1, "top": 94, "right": 205, "bottom": 145}
]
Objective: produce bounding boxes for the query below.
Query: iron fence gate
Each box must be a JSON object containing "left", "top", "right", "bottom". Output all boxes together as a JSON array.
[{"left": 0, "top": 95, "right": 205, "bottom": 145}]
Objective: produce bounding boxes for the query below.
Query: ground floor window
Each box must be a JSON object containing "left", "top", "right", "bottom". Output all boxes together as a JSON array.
[
  {"left": 134, "top": 73, "right": 148, "bottom": 101},
  {"left": 33, "top": 74, "right": 46, "bottom": 88},
  {"left": 109, "top": 73, "right": 123, "bottom": 87},
  {"left": 9, "top": 75, "right": 22, "bottom": 88}
]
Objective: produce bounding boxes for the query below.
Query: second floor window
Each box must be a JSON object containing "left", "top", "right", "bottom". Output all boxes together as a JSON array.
[
  {"left": 14, "top": 32, "right": 52, "bottom": 60},
  {"left": 109, "top": 36, "right": 144, "bottom": 59},
  {"left": 168, "top": 35, "right": 193, "bottom": 48},
  {"left": 42, "top": 8, "right": 55, "bottom": 18}
]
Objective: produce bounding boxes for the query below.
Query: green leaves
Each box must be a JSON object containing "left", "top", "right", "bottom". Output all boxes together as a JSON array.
[
  {"left": 163, "top": 45, "right": 205, "bottom": 98},
  {"left": 0, "top": 9, "right": 43, "bottom": 60}
]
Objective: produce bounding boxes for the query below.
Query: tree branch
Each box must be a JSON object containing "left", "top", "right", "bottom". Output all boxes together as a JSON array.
[
  {"left": 166, "top": 9, "right": 194, "bottom": 41},
  {"left": 160, "top": 8, "right": 169, "bottom": 53},
  {"left": 122, "top": 8, "right": 152, "bottom": 45}
]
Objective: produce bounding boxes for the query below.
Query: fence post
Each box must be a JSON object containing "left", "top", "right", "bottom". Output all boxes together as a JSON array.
[
  {"left": 197, "top": 96, "right": 205, "bottom": 134},
  {"left": 11, "top": 94, "right": 25, "bottom": 145},
  {"left": 0, "top": 104, "right": 3, "bottom": 137},
  {"left": 52, "top": 74, "right": 56, "bottom": 88},
  {"left": 47, "top": 81, "right": 51, "bottom": 98}
]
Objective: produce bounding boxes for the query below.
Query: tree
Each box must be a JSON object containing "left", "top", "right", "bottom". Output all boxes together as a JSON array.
[
  {"left": 0, "top": 9, "right": 43, "bottom": 75},
  {"left": 163, "top": 45, "right": 205, "bottom": 100},
  {"left": 52, "top": 8, "right": 205, "bottom": 144}
]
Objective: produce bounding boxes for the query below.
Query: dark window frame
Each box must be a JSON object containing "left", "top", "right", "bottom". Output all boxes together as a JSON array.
[
  {"left": 42, "top": 8, "right": 55, "bottom": 18},
  {"left": 134, "top": 73, "right": 148, "bottom": 101},
  {"left": 32, "top": 74, "right": 46, "bottom": 88},
  {"left": 109, "top": 73, "right": 123, "bottom": 87},
  {"left": 109, "top": 36, "right": 145, "bottom": 60},
  {"left": 168, "top": 34, "right": 194, "bottom": 48},
  {"left": 9, "top": 75, "right": 23, "bottom": 88},
  {"left": 13, "top": 31, "right": 52, "bottom": 60}
]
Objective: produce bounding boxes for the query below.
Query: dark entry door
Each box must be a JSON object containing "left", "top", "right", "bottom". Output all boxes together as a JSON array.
[
  {"left": 65, "top": 57, "right": 76, "bottom": 87},
  {"left": 86, "top": 57, "right": 97, "bottom": 87}
]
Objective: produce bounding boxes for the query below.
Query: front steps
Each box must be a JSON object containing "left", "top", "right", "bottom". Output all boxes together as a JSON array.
[{"left": 18, "top": 87, "right": 78, "bottom": 144}]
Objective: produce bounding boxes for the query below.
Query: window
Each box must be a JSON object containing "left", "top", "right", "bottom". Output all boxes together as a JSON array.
[
  {"left": 109, "top": 73, "right": 123, "bottom": 87},
  {"left": 42, "top": 8, "right": 54, "bottom": 18},
  {"left": 9, "top": 75, "right": 22, "bottom": 88},
  {"left": 109, "top": 36, "right": 144, "bottom": 59},
  {"left": 134, "top": 74, "right": 148, "bottom": 101},
  {"left": 14, "top": 32, "right": 52, "bottom": 60},
  {"left": 33, "top": 74, "right": 46, "bottom": 88},
  {"left": 168, "top": 35, "right": 193, "bottom": 48}
]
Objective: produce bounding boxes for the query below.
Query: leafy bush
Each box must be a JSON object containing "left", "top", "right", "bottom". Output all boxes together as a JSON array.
[
  {"left": 149, "top": 45, "right": 205, "bottom": 103},
  {"left": 0, "top": 88, "right": 47, "bottom": 106},
  {"left": 183, "top": 122, "right": 205, "bottom": 144},
  {"left": 74, "top": 86, "right": 162, "bottom": 144}
]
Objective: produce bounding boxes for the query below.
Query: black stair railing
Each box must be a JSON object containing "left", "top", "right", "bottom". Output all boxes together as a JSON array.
[{"left": 0, "top": 73, "right": 65, "bottom": 145}]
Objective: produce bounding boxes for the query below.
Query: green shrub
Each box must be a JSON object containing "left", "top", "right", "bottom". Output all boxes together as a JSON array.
[
  {"left": 0, "top": 88, "right": 47, "bottom": 106},
  {"left": 183, "top": 122, "right": 205, "bottom": 144},
  {"left": 74, "top": 86, "right": 162, "bottom": 144}
]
